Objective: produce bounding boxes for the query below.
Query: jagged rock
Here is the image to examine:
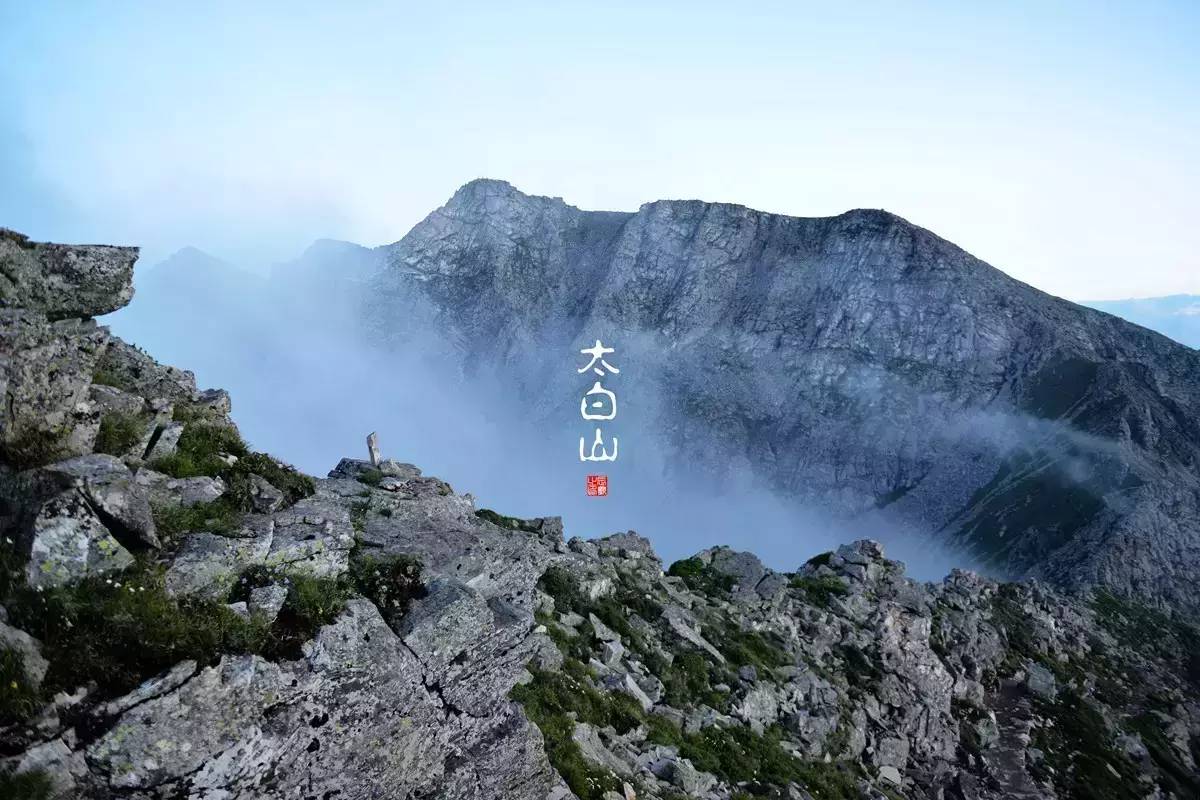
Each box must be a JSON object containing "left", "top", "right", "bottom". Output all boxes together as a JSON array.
[
  {"left": 248, "top": 473, "right": 286, "bottom": 513},
  {"left": 143, "top": 420, "right": 184, "bottom": 461},
  {"left": 38, "top": 454, "right": 159, "bottom": 548},
  {"left": 0, "top": 619, "right": 49, "bottom": 687},
  {"left": 0, "top": 310, "right": 109, "bottom": 460},
  {"left": 165, "top": 530, "right": 272, "bottom": 598},
  {"left": 248, "top": 583, "right": 288, "bottom": 622},
  {"left": 93, "top": 336, "right": 198, "bottom": 402},
  {"left": 667, "top": 757, "right": 717, "bottom": 795},
  {"left": 0, "top": 228, "right": 137, "bottom": 319},
  {"left": 1024, "top": 662, "right": 1057, "bottom": 701},
  {"left": 96, "top": 660, "right": 197, "bottom": 717},
  {"left": 133, "top": 468, "right": 226, "bottom": 507},
  {"left": 26, "top": 489, "right": 135, "bottom": 587},
  {"left": 572, "top": 722, "right": 633, "bottom": 778}
]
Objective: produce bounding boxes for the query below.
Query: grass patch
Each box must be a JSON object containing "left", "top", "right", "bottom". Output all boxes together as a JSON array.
[
  {"left": 1030, "top": 688, "right": 1142, "bottom": 800},
  {"left": 667, "top": 557, "right": 735, "bottom": 598},
  {"left": 510, "top": 659, "right": 639, "bottom": 800},
  {"left": 152, "top": 499, "right": 242, "bottom": 541},
  {"left": 94, "top": 411, "right": 147, "bottom": 457},
  {"left": 789, "top": 575, "right": 849, "bottom": 608},
  {"left": 1091, "top": 590, "right": 1200, "bottom": 689},
  {"left": 1127, "top": 713, "right": 1200, "bottom": 796},
  {"left": 713, "top": 618, "right": 791, "bottom": 671},
  {"left": 3, "top": 563, "right": 272, "bottom": 702},
  {"left": 661, "top": 651, "right": 730, "bottom": 710},
  {"left": 652, "top": 722, "right": 861, "bottom": 797},
  {"left": 0, "top": 769, "right": 53, "bottom": 800},
  {"left": 475, "top": 508, "right": 539, "bottom": 532},
  {"left": 0, "top": 646, "right": 43, "bottom": 725},
  {"left": 0, "top": 427, "right": 68, "bottom": 470},
  {"left": 91, "top": 365, "right": 131, "bottom": 391},
  {"left": 357, "top": 468, "right": 383, "bottom": 487},
  {"left": 347, "top": 553, "right": 424, "bottom": 629}
]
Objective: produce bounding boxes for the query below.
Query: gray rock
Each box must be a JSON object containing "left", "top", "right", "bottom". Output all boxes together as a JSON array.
[
  {"left": 248, "top": 473, "right": 286, "bottom": 513},
  {"left": 0, "top": 310, "right": 109, "bottom": 460},
  {"left": 134, "top": 468, "right": 226, "bottom": 507},
  {"left": 1024, "top": 661, "right": 1057, "bottom": 701},
  {"left": 26, "top": 489, "right": 135, "bottom": 587},
  {"left": 39, "top": 454, "right": 159, "bottom": 548},
  {"left": 248, "top": 583, "right": 289, "bottom": 622},
  {"left": 143, "top": 421, "right": 184, "bottom": 462},
  {"left": 0, "top": 228, "right": 137, "bottom": 320},
  {"left": 0, "top": 619, "right": 49, "bottom": 687}
]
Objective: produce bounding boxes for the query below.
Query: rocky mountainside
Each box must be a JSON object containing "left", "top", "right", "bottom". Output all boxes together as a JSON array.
[
  {"left": 3, "top": 229, "right": 1200, "bottom": 798},
  {"left": 367, "top": 180, "right": 1200, "bottom": 609}
]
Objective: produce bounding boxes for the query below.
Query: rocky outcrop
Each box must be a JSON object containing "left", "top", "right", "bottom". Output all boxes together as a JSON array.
[
  {"left": 0, "top": 228, "right": 137, "bottom": 320},
  {"left": 369, "top": 179, "right": 1200, "bottom": 610},
  {"left": 2, "top": 228, "right": 1199, "bottom": 800}
]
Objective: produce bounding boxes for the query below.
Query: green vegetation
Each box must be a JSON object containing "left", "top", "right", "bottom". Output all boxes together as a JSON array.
[
  {"left": 789, "top": 574, "right": 849, "bottom": 608},
  {"left": 712, "top": 617, "right": 791, "bottom": 672},
  {"left": 0, "top": 646, "right": 43, "bottom": 725},
  {"left": 510, "top": 660, "right": 635, "bottom": 800},
  {"left": 1030, "top": 688, "right": 1142, "bottom": 800},
  {"left": 0, "top": 543, "right": 425, "bottom": 720},
  {"left": 1091, "top": 589, "right": 1200, "bottom": 689},
  {"left": 0, "top": 769, "right": 53, "bottom": 800},
  {"left": 347, "top": 553, "right": 424, "bottom": 628},
  {"left": 804, "top": 551, "right": 834, "bottom": 568},
  {"left": 148, "top": 420, "right": 314, "bottom": 520},
  {"left": 91, "top": 365, "right": 131, "bottom": 391},
  {"left": 475, "top": 508, "right": 539, "bottom": 532},
  {"left": 660, "top": 651, "right": 730, "bottom": 710},
  {"left": 149, "top": 421, "right": 249, "bottom": 478},
  {"left": 647, "top": 721, "right": 862, "bottom": 798},
  {"left": 1127, "top": 712, "right": 1200, "bottom": 797},
  {"left": 4, "top": 563, "right": 273, "bottom": 702},
  {"left": 667, "top": 557, "right": 735, "bottom": 597},
  {"left": 0, "top": 427, "right": 68, "bottom": 470},
  {"left": 152, "top": 499, "right": 242, "bottom": 541},
  {"left": 357, "top": 468, "right": 384, "bottom": 487},
  {"left": 94, "top": 411, "right": 146, "bottom": 456}
]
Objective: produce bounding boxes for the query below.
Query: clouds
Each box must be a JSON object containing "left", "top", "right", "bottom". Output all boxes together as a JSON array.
[{"left": 2, "top": 2, "right": 1197, "bottom": 296}]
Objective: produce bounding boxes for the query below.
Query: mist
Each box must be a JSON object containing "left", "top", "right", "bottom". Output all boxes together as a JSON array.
[{"left": 102, "top": 247, "right": 990, "bottom": 582}]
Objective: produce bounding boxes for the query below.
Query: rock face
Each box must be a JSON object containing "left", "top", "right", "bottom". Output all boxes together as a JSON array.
[
  {"left": 369, "top": 179, "right": 1200, "bottom": 609},
  {"left": 2, "top": 228, "right": 1199, "bottom": 800},
  {"left": 0, "top": 227, "right": 138, "bottom": 320}
]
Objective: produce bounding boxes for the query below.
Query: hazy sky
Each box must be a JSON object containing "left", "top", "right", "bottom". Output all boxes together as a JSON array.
[{"left": 2, "top": 1, "right": 1197, "bottom": 300}]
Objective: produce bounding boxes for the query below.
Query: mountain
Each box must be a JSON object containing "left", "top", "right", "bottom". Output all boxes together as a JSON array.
[
  {"left": 364, "top": 180, "right": 1200, "bottom": 610},
  {"left": 3, "top": 226, "right": 1200, "bottom": 799},
  {"left": 1084, "top": 295, "right": 1200, "bottom": 349}
]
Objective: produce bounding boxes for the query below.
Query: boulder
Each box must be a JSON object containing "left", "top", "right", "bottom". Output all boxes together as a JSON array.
[
  {"left": 26, "top": 489, "right": 135, "bottom": 587},
  {"left": 0, "top": 228, "right": 137, "bottom": 320},
  {"left": 40, "top": 454, "right": 159, "bottom": 548}
]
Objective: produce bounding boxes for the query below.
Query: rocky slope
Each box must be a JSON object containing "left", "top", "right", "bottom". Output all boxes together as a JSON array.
[
  {"left": 367, "top": 180, "right": 1200, "bottom": 610},
  {"left": 3, "top": 229, "right": 1200, "bottom": 799}
]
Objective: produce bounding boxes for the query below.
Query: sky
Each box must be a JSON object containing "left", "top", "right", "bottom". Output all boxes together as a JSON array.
[{"left": 1, "top": 1, "right": 1197, "bottom": 301}]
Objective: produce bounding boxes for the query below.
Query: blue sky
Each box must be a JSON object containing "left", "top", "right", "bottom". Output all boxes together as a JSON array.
[{"left": 2, "top": 1, "right": 1197, "bottom": 300}]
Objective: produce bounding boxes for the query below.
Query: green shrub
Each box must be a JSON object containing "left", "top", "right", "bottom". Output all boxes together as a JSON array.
[
  {"left": 0, "top": 646, "right": 43, "bottom": 725},
  {"left": 789, "top": 575, "right": 849, "bottom": 608},
  {"left": 91, "top": 365, "right": 130, "bottom": 391},
  {"left": 348, "top": 553, "right": 424, "bottom": 628},
  {"left": 475, "top": 508, "right": 539, "bottom": 532},
  {"left": 149, "top": 421, "right": 248, "bottom": 479},
  {"left": 805, "top": 551, "right": 834, "bottom": 568},
  {"left": 4, "top": 563, "right": 271, "bottom": 699},
  {"left": 357, "top": 468, "right": 383, "bottom": 487},
  {"left": 510, "top": 661, "right": 637, "bottom": 800},
  {"left": 94, "top": 411, "right": 146, "bottom": 456},
  {"left": 152, "top": 499, "right": 242, "bottom": 541},
  {"left": 667, "top": 557, "right": 735, "bottom": 597},
  {"left": 0, "top": 427, "right": 68, "bottom": 470},
  {"left": 661, "top": 651, "right": 729, "bottom": 710},
  {"left": 223, "top": 452, "right": 314, "bottom": 508},
  {"left": 1030, "top": 688, "right": 1142, "bottom": 800},
  {"left": 714, "top": 620, "right": 791, "bottom": 671},
  {"left": 0, "top": 769, "right": 53, "bottom": 800},
  {"left": 664, "top": 722, "right": 860, "bottom": 795}
]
